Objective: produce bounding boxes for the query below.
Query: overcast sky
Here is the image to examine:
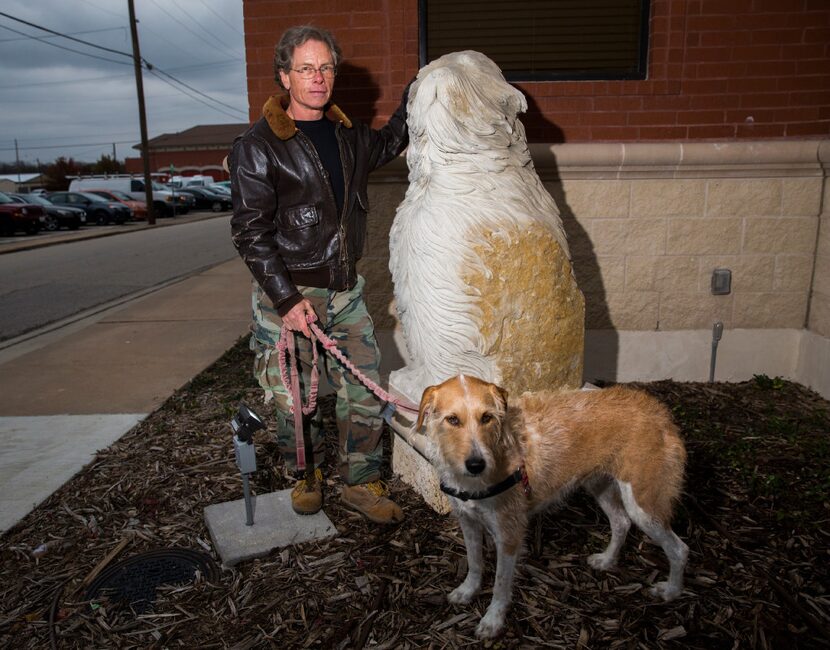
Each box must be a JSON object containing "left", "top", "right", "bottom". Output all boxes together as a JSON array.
[{"left": 0, "top": 0, "right": 249, "bottom": 166}]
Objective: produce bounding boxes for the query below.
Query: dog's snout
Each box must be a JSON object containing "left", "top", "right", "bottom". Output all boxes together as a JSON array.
[{"left": 465, "top": 456, "right": 486, "bottom": 475}]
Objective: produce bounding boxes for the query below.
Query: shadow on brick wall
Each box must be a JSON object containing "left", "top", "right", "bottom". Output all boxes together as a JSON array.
[
  {"left": 523, "top": 93, "right": 618, "bottom": 383},
  {"left": 332, "top": 63, "right": 380, "bottom": 125}
]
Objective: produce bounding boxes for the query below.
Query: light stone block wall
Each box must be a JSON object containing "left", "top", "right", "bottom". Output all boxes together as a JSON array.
[
  {"left": 364, "top": 140, "right": 829, "bottom": 397},
  {"left": 809, "top": 141, "right": 830, "bottom": 338}
]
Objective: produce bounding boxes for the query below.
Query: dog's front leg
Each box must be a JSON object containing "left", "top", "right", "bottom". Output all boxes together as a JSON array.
[
  {"left": 477, "top": 538, "right": 518, "bottom": 639},
  {"left": 448, "top": 511, "right": 483, "bottom": 604}
]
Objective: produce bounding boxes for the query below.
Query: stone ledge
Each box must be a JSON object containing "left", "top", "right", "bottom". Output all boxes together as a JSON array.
[{"left": 372, "top": 140, "right": 828, "bottom": 181}]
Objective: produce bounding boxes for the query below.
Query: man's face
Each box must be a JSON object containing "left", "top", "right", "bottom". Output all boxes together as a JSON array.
[{"left": 279, "top": 39, "right": 335, "bottom": 120}]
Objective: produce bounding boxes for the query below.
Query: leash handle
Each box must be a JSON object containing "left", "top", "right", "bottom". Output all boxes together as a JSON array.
[
  {"left": 277, "top": 325, "right": 320, "bottom": 416},
  {"left": 277, "top": 323, "right": 321, "bottom": 472}
]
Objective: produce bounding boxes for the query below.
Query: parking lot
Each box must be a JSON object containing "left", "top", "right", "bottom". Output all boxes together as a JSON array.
[{"left": 0, "top": 209, "right": 230, "bottom": 254}]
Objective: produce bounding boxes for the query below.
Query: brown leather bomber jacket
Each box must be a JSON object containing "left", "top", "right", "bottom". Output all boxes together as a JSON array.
[{"left": 229, "top": 90, "right": 409, "bottom": 316}]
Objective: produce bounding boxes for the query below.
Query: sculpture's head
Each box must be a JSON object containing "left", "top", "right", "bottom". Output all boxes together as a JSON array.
[{"left": 408, "top": 51, "right": 528, "bottom": 155}]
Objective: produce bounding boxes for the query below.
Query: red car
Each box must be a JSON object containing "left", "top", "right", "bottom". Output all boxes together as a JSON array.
[
  {"left": 0, "top": 191, "right": 43, "bottom": 235},
  {"left": 86, "top": 189, "right": 148, "bottom": 220}
]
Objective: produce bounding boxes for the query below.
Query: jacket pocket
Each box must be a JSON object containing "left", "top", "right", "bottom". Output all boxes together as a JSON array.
[
  {"left": 278, "top": 204, "right": 318, "bottom": 231},
  {"left": 276, "top": 204, "right": 322, "bottom": 264}
]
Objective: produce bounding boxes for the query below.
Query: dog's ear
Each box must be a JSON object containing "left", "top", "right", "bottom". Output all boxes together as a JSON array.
[
  {"left": 416, "top": 385, "right": 438, "bottom": 431},
  {"left": 490, "top": 384, "right": 509, "bottom": 415}
]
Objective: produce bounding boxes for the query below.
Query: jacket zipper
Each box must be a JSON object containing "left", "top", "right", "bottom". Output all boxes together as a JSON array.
[{"left": 335, "top": 123, "right": 352, "bottom": 285}]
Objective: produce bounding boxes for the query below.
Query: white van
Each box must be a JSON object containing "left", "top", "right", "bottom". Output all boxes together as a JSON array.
[
  {"left": 169, "top": 174, "right": 215, "bottom": 188},
  {"left": 68, "top": 176, "right": 190, "bottom": 217}
]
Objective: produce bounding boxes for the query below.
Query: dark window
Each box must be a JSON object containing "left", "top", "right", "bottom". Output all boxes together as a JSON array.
[
  {"left": 419, "top": 0, "right": 650, "bottom": 81},
  {"left": 131, "top": 180, "right": 144, "bottom": 192}
]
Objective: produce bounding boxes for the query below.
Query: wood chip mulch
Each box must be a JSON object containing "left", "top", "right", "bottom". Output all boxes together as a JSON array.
[{"left": 1, "top": 339, "right": 828, "bottom": 649}]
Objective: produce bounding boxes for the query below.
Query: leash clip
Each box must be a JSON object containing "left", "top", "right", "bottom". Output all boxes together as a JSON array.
[{"left": 520, "top": 466, "right": 532, "bottom": 498}]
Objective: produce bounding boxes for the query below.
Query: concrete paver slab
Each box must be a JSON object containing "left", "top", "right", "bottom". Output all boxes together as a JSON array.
[{"left": 204, "top": 489, "right": 338, "bottom": 567}]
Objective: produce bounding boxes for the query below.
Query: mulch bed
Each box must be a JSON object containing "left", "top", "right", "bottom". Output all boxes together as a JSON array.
[{"left": 1, "top": 339, "right": 828, "bottom": 649}]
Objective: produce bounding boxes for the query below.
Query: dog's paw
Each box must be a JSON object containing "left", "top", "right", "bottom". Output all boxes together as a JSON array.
[
  {"left": 650, "top": 581, "right": 682, "bottom": 602},
  {"left": 448, "top": 582, "right": 478, "bottom": 605},
  {"left": 475, "top": 609, "right": 506, "bottom": 639},
  {"left": 587, "top": 553, "right": 617, "bottom": 571}
]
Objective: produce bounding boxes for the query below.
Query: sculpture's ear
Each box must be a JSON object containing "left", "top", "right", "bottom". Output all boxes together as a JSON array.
[
  {"left": 416, "top": 385, "right": 438, "bottom": 431},
  {"left": 501, "top": 84, "right": 527, "bottom": 118}
]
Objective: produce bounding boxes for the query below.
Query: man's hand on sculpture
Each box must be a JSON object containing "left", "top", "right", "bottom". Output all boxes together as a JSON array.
[{"left": 282, "top": 299, "right": 317, "bottom": 337}]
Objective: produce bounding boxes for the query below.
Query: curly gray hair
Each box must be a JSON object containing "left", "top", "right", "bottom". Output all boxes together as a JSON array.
[{"left": 273, "top": 25, "right": 342, "bottom": 89}]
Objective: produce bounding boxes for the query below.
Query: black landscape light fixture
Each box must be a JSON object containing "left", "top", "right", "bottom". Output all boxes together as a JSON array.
[{"left": 231, "top": 404, "right": 265, "bottom": 525}]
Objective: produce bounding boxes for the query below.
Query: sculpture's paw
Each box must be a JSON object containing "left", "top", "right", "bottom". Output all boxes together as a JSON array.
[
  {"left": 650, "top": 581, "right": 682, "bottom": 602},
  {"left": 587, "top": 552, "right": 617, "bottom": 571},
  {"left": 475, "top": 608, "right": 506, "bottom": 639},
  {"left": 448, "top": 582, "right": 478, "bottom": 605}
]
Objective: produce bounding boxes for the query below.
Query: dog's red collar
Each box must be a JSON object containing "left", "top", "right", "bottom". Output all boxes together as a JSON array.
[{"left": 441, "top": 465, "right": 531, "bottom": 501}]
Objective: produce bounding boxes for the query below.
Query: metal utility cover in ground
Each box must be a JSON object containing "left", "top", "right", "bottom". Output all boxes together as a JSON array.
[{"left": 204, "top": 489, "right": 338, "bottom": 567}]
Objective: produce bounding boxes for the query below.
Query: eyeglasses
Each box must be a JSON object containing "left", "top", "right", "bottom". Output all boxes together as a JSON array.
[{"left": 290, "top": 64, "right": 336, "bottom": 79}]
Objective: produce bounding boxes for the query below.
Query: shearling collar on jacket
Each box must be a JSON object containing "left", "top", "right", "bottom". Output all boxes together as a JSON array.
[{"left": 262, "top": 94, "right": 353, "bottom": 140}]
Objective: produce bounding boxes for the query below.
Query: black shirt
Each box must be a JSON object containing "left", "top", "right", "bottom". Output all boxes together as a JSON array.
[{"left": 295, "top": 117, "right": 345, "bottom": 217}]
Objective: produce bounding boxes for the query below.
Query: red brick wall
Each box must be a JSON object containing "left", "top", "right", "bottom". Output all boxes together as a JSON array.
[{"left": 243, "top": 0, "right": 829, "bottom": 142}]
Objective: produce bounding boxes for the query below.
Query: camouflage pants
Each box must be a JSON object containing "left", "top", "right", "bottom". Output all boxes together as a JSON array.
[{"left": 250, "top": 276, "right": 383, "bottom": 485}]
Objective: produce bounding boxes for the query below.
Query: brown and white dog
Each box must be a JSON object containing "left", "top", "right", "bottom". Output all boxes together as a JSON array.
[{"left": 416, "top": 375, "right": 688, "bottom": 639}]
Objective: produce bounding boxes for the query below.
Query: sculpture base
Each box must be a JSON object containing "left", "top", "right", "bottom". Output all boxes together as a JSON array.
[{"left": 387, "top": 372, "right": 451, "bottom": 515}]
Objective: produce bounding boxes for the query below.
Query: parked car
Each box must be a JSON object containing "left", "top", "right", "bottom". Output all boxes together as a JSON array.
[
  {"left": 206, "top": 183, "right": 231, "bottom": 196},
  {"left": 9, "top": 193, "right": 86, "bottom": 231},
  {"left": 85, "top": 189, "right": 147, "bottom": 220},
  {"left": 0, "top": 191, "right": 43, "bottom": 235},
  {"left": 69, "top": 176, "right": 190, "bottom": 217},
  {"left": 47, "top": 191, "right": 130, "bottom": 225},
  {"left": 178, "top": 187, "right": 232, "bottom": 212}
]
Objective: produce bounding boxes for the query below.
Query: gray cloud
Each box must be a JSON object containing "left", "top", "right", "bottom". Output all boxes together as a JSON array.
[{"left": 0, "top": 0, "right": 248, "bottom": 165}]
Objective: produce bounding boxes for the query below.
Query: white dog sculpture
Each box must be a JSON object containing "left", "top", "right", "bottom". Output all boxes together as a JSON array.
[{"left": 389, "top": 51, "right": 585, "bottom": 400}]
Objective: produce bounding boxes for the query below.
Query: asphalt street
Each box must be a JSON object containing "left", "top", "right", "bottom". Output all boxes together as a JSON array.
[{"left": 0, "top": 213, "right": 237, "bottom": 342}]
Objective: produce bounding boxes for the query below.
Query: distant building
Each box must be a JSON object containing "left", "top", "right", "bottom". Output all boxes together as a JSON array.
[
  {"left": 0, "top": 173, "right": 46, "bottom": 193},
  {"left": 125, "top": 124, "right": 247, "bottom": 179}
]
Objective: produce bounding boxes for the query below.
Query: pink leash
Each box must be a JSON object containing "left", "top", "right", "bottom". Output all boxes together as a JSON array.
[{"left": 277, "top": 318, "right": 419, "bottom": 470}]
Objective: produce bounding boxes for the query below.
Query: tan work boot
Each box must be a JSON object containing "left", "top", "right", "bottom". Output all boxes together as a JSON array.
[
  {"left": 291, "top": 468, "right": 323, "bottom": 515},
  {"left": 341, "top": 481, "right": 404, "bottom": 524}
]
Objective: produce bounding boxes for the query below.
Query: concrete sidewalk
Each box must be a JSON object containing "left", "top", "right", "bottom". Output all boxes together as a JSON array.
[{"left": 0, "top": 248, "right": 253, "bottom": 532}]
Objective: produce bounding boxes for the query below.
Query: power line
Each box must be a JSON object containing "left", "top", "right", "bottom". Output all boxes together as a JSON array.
[
  {"left": 148, "top": 0, "right": 239, "bottom": 60},
  {"left": 76, "top": 0, "right": 125, "bottom": 20},
  {"left": 0, "top": 22, "right": 132, "bottom": 66},
  {"left": 0, "top": 26, "right": 125, "bottom": 44},
  {"left": 0, "top": 60, "right": 239, "bottom": 90},
  {"left": 148, "top": 66, "right": 246, "bottom": 117},
  {"left": 170, "top": 0, "right": 243, "bottom": 56},
  {"left": 0, "top": 11, "right": 245, "bottom": 118},
  {"left": 0, "top": 140, "right": 136, "bottom": 152},
  {"left": 199, "top": 0, "right": 244, "bottom": 37},
  {"left": 0, "top": 10, "right": 132, "bottom": 59},
  {"left": 147, "top": 69, "right": 246, "bottom": 120}
]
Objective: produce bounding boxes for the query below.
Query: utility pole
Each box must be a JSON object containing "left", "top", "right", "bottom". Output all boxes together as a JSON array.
[
  {"left": 128, "top": 0, "right": 155, "bottom": 225},
  {"left": 112, "top": 142, "right": 117, "bottom": 163},
  {"left": 14, "top": 139, "right": 21, "bottom": 183}
]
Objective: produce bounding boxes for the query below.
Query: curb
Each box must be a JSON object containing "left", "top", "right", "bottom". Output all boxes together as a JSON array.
[{"left": 0, "top": 211, "right": 230, "bottom": 256}]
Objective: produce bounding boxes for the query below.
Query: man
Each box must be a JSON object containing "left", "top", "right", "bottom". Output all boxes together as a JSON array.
[{"left": 229, "top": 25, "right": 409, "bottom": 524}]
